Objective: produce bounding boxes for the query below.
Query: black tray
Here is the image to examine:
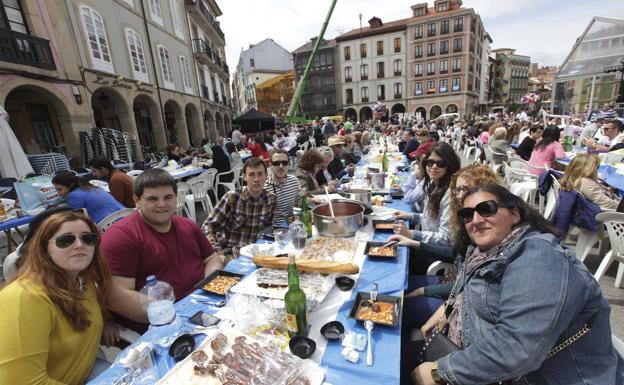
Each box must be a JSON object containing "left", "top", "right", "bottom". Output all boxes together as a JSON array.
[
  {"left": 348, "top": 291, "right": 402, "bottom": 327},
  {"left": 371, "top": 219, "right": 396, "bottom": 232},
  {"left": 194, "top": 270, "right": 245, "bottom": 296},
  {"left": 364, "top": 241, "right": 399, "bottom": 258}
]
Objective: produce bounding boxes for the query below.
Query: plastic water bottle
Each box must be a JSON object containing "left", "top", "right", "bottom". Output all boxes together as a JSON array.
[{"left": 138, "top": 276, "right": 180, "bottom": 344}]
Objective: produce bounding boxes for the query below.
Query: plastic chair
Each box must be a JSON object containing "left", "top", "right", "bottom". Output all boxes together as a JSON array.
[
  {"left": 215, "top": 166, "right": 242, "bottom": 197},
  {"left": 613, "top": 334, "right": 624, "bottom": 359},
  {"left": 126, "top": 170, "right": 143, "bottom": 180},
  {"left": 593, "top": 212, "right": 624, "bottom": 288},
  {"left": 543, "top": 175, "right": 561, "bottom": 221},
  {"left": 426, "top": 261, "right": 451, "bottom": 276},
  {"left": 187, "top": 170, "right": 216, "bottom": 214},
  {"left": 97, "top": 208, "right": 136, "bottom": 233},
  {"left": 2, "top": 250, "right": 20, "bottom": 281},
  {"left": 176, "top": 182, "right": 192, "bottom": 219}
]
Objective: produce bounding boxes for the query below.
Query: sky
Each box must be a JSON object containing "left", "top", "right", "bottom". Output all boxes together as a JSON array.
[{"left": 218, "top": 0, "right": 624, "bottom": 75}]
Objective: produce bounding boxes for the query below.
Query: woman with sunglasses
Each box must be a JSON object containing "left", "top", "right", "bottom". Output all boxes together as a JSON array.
[
  {"left": 412, "top": 184, "right": 623, "bottom": 385},
  {"left": 0, "top": 211, "right": 112, "bottom": 384}
]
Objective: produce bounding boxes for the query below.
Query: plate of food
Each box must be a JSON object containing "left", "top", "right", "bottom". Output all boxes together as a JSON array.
[
  {"left": 364, "top": 241, "right": 398, "bottom": 258},
  {"left": 371, "top": 220, "right": 395, "bottom": 232},
  {"left": 194, "top": 270, "right": 244, "bottom": 296},
  {"left": 349, "top": 292, "right": 402, "bottom": 327}
]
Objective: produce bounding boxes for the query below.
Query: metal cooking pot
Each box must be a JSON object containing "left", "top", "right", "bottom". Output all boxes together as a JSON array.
[
  {"left": 367, "top": 172, "right": 385, "bottom": 191},
  {"left": 342, "top": 189, "right": 372, "bottom": 205},
  {"left": 312, "top": 201, "right": 364, "bottom": 237}
]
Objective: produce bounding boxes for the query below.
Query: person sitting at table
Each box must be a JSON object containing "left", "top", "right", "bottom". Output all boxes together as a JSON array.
[
  {"left": 585, "top": 119, "right": 624, "bottom": 152},
  {"left": 0, "top": 210, "right": 112, "bottom": 384},
  {"left": 341, "top": 134, "right": 361, "bottom": 165},
  {"left": 315, "top": 146, "right": 340, "bottom": 191},
  {"left": 411, "top": 184, "right": 623, "bottom": 385},
  {"left": 559, "top": 153, "right": 624, "bottom": 212},
  {"left": 296, "top": 149, "right": 334, "bottom": 195},
  {"left": 488, "top": 126, "right": 511, "bottom": 164},
  {"left": 101, "top": 169, "right": 223, "bottom": 333},
  {"left": 327, "top": 136, "right": 355, "bottom": 180},
  {"left": 527, "top": 125, "right": 565, "bottom": 175},
  {"left": 52, "top": 171, "right": 125, "bottom": 223},
  {"left": 225, "top": 141, "right": 244, "bottom": 170},
  {"left": 580, "top": 117, "right": 605, "bottom": 142},
  {"left": 352, "top": 131, "right": 369, "bottom": 157},
  {"left": 398, "top": 160, "right": 426, "bottom": 212},
  {"left": 515, "top": 124, "right": 543, "bottom": 161},
  {"left": 247, "top": 135, "right": 269, "bottom": 162},
  {"left": 198, "top": 138, "right": 213, "bottom": 159},
  {"left": 264, "top": 149, "right": 301, "bottom": 227},
  {"left": 409, "top": 129, "right": 437, "bottom": 160},
  {"left": 89, "top": 156, "right": 135, "bottom": 208},
  {"left": 205, "top": 157, "right": 276, "bottom": 262},
  {"left": 402, "top": 128, "right": 420, "bottom": 159},
  {"left": 211, "top": 143, "right": 233, "bottom": 181},
  {"left": 506, "top": 121, "right": 521, "bottom": 145},
  {"left": 161, "top": 144, "right": 192, "bottom": 167}
]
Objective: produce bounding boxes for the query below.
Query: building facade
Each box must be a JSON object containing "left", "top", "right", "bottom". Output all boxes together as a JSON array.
[
  {"left": 478, "top": 33, "right": 493, "bottom": 111},
  {"left": 406, "top": 0, "right": 488, "bottom": 120},
  {"left": 336, "top": 17, "right": 408, "bottom": 123},
  {"left": 491, "top": 48, "right": 530, "bottom": 105},
  {"left": 255, "top": 70, "right": 295, "bottom": 116},
  {"left": 232, "top": 38, "right": 293, "bottom": 115},
  {"left": 292, "top": 37, "right": 341, "bottom": 119}
]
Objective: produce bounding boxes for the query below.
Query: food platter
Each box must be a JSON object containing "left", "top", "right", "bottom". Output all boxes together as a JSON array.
[
  {"left": 194, "top": 270, "right": 244, "bottom": 296},
  {"left": 349, "top": 292, "right": 402, "bottom": 327},
  {"left": 364, "top": 241, "right": 398, "bottom": 258},
  {"left": 371, "top": 219, "right": 395, "bottom": 232}
]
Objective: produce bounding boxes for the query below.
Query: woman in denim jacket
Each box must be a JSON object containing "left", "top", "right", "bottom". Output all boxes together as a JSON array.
[{"left": 412, "top": 184, "right": 623, "bottom": 385}]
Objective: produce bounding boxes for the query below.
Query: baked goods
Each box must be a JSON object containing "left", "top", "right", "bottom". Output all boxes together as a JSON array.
[
  {"left": 252, "top": 254, "right": 359, "bottom": 275},
  {"left": 203, "top": 276, "right": 241, "bottom": 295},
  {"left": 298, "top": 237, "right": 357, "bottom": 261},
  {"left": 368, "top": 246, "right": 395, "bottom": 257},
  {"left": 374, "top": 222, "right": 394, "bottom": 230},
  {"left": 356, "top": 301, "right": 395, "bottom": 325}
]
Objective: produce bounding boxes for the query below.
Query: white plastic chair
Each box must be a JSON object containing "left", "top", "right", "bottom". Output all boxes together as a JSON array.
[
  {"left": 463, "top": 138, "right": 477, "bottom": 158},
  {"left": 593, "top": 212, "right": 624, "bottom": 288},
  {"left": 215, "top": 166, "right": 242, "bottom": 197},
  {"left": 96, "top": 208, "right": 136, "bottom": 233},
  {"left": 613, "top": 334, "right": 624, "bottom": 359},
  {"left": 176, "top": 182, "right": 192, "bottom": 219},
  {"left": 543, "top": 175, "right": 561, "bottom": 221},
  {"left": 427, "top": 261, "right": 451, "bottom": 276},
  {"left": 187, "top": 171, "right": 216, "bottom": 215},
  {"left": 126, "top": 170, "right": 143, "bottom": 180}
]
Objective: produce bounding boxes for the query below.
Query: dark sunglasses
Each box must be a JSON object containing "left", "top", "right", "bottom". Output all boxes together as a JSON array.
[
  {"left": 52, "top": 233, "right": 99, "bottom": 249},
  {"left": 271, "top": 160, "right": 289, "bottom": 167},
  {"left": 457, "top": 200, "right": 506, "bottom": 224},
  {"left": 424, "top": 159, "right": 448, "bottom": 168}
]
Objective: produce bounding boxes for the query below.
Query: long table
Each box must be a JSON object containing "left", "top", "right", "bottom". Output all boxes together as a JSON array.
[
  {"left": 556, "top": 158, "right": 624, "bottom": 196},
  {"left": 90, "top": 199, "right": 411, "bottom": 385}
]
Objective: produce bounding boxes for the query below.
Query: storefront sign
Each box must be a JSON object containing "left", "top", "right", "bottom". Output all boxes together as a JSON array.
[{"left": 94, "top": 75, "right": 153, "bottom": 94}]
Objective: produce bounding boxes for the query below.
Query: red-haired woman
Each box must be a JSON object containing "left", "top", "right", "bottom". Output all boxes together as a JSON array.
[{"left": 0, "top": 211, "right": 112, "bottom": 385}]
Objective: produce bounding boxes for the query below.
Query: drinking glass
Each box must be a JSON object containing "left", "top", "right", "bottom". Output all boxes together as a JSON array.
[{"left": 274, "top": 228, "right": 291, "bottom": 250}]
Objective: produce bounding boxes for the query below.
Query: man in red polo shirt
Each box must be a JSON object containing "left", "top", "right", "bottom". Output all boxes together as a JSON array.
[{"left": 102, "top": 168, "right": 223, "bottom": 332}]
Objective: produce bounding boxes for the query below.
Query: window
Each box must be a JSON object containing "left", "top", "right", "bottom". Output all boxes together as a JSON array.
[
  {"left": 427, "top": 61, "right": 435, "bottom": 75},
  {"left": 148, "top": 0, "right": 163, "bottom": 26},
  {"left": 414, "top": 7, "right": 425, "bottom": 16},
  {"left": 454, "top": 17, "right": 463, "bottom": 32},
  {"left": 440, "top": 40, "right": 449, "bottom": 54},
  {"left": 2, "top": 0, "right": 28, "bottom": 32},
  {"left": 344, "top": 66, "right": 352, "bottom": 82},
  {"left": 360, "top": 64, "right": 368, "bottom": 80},
  {"left": 313, "top": 94, "right": 323, "bottom": 107},
  {"left": 394, "top": 83, "right": 402, "bottom": 98},
  {"left": 344, "top": 46, "right": 351, "bottom": 60},
  {"left": 414, "top": 25, "right": 423, "bottom": 39},
  {"left": 439, "top": 79, "right": 448, "bottom": 93},
  {"left": 346, "top": 88, "right": 353, "bottom": 104},
  {"left": 414, "top": 82, "right": 422, "bottom": 95},
  {"left": 377, "top": 85, "right": 385, "bottom": 101},
  {"left": 170, "top": 0, "right": 184, "bottom": 39},
  {"left": 452, "top": 57, "right": 461, "bottom": 72},
  {"left": 452, "top": 77, "right": 461, "bottom": 91},
  {"left": 360, "top": 43, "right": 367, "bottom": 58},
  {"left": 453, "top": 38, "right": 462, "bottom": 52},
  {"left": 426, "top": 80, "right": 435, "bottom": 93},
  {"left": 80, "top": 6, "right": 113, "bottom": 73},
  {"left": 394, "top": 38, "right": 401, "bottom": 53},
  {"left": 323, "top": 76, "right": 334, "bottom": 89},
  {"left": 377, "top": 41, "right": 384, "bottom": 55},
  {"left": 158, "top": 45, "right": 174, "bottom": 89},
  {"left": 415, "top": 63, "right": 423, "bottom": 77},
  {"left": 250, "top": 58, "right": 255, "bottom": 67},
  {"left": 125, "top": 28, "right": 148, "bottom": 82},
  {"left": 427, "top": 23, "right": 436, "bottom": 37},
  {"left": 393, "top": 59, "right": 401, "bottom": 76},
  {"left": 414, "top": 45, "right": 423, "bottom": 58},
  {"left": 377, "top": 62, "right": 384, "bottom": 78},
  {"left": 440, "top": 59, "right": 448, "bottom": 73},
  {"left": 427, "top": 42, "right": 435, "bottom": 57},
  {"left": 437, "top": 2, "right": 448, "bottom": 11},
  {"left": 361, "top": 87, "right": 369, "bottom": 102},
  {"left": 180, "top": 56, "right": 193, "bottom": 93},
  {"left": 441, "top": 20, "right": 449, "bottom": 34}
]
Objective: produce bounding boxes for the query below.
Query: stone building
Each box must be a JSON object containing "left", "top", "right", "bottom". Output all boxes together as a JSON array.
[{"left": 491, "top": 48, "right": 530, "bottom": 105}]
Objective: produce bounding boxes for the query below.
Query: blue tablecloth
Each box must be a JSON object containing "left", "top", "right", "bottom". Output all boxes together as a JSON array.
[
  {"left": 558, "top": 158, "right": 624, "bottom": 196},
  {"left": 170, "top": 168, "right": 205, "bottom": 180},
  {"left": 0, "top": 215, "right": 33, "bottom": 232}
]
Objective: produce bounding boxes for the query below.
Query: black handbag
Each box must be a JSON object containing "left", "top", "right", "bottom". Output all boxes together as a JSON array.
[{"left": 420, "top": 327, "right": 460, "bottom": 363}]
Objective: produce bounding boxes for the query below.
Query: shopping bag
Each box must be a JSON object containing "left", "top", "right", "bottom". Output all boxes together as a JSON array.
[{"left": 14, "top": 176, "right": 62, "bottom": 211}]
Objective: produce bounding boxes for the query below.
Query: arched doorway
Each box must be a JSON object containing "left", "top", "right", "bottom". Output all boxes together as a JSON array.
[
  {"left": 344, "top": 108, "right": 357, "bottom": 122},
  {"left": 215, "top": 112, "right": 224, "bottom": 138},
  {"left": 415, "top": 106, "right": 427, "bottom": 121},
  {"left": 164, "top": 100, "right": 188, "bottom": 147},
  {"left": 430, "top": 105, "right": 442, "bottom": 120},
  {"left": 4, "top": 85, "right": 72, "bottom": 154},
  {"left": 91, "top": 87, "right": 131, "bottom": 132},
  {"left": 204, "top": 110, "right": 216, "bottom": 142},
  {"left": 391, "top": 103, "right": 406, "bottom": 115},
  {"left": 185, "top": 103, "right": 202, "bottom": 146},
  {"left": 359, "top": 107, "right": 372, "bottom": 123},
  {"left": 445, "top": 104, "right": 458, "bottom": 113},
  {"left": 133, "top": 94, "right": 164, "bottom": 152}
]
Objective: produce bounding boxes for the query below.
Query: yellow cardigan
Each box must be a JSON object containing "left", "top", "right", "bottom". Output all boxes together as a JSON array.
[{"left": 0, "top": 278, "right": 103, "bottom": 385}]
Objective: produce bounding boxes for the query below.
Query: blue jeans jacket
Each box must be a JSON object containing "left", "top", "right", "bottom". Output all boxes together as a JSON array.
[{"left": 438, "top": 229, "right": 623, "bottom": 384}]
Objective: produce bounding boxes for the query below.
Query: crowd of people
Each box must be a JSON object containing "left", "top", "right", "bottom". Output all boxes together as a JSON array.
[{"left": 0, "top": 105, "right": 623, "bottom": 385}]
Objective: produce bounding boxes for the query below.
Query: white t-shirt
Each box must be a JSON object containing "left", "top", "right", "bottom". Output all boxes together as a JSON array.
[{"left": 597, "top": 133, "right": 624, "bottom": 147}]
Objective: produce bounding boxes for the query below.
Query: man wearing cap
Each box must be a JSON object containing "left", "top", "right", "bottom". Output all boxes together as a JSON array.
[{"left": 327, "top": 136, "right": 355, "bottom": 180}]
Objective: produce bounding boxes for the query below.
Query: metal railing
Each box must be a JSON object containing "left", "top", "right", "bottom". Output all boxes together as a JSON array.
[
  {"left": 190, "top": 0, "right": 225, "bottom": 41},
  {"left": 0, "top": 29, "right": 55, "bottom": 69}
]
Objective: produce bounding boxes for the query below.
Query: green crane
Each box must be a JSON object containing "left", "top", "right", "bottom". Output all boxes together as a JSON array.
[{"left": 286, "top": 0, "right": 338, "bottom": 118}]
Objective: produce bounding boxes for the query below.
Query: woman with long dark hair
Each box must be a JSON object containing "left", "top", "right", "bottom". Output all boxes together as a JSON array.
[
  {"left": 412, "top": 184, "right": 622, "bottom": 385},
  {"left": 528, "top": 125, "right": 565, "bottom": 175},
  {"left": 211, "top": 144, "right": 233, "bottom": 183},
  {"left": 52, "top": 171, "right": 125, "bottom": 223},
  {"left": 0, "top": 211, "right": 112, "bottom": 384}
]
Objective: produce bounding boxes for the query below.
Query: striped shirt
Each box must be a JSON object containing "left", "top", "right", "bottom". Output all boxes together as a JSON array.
[
  {"left": 597, "top": 109, "right": 618, "bottom": 120},
  {"left": 264, "top": 174, "right": 302, "bottom": 227}
]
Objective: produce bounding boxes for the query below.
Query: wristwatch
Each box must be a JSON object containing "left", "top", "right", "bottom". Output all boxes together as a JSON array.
[{"left": 431, "top": 361, "right": 445, "bottom": 384}]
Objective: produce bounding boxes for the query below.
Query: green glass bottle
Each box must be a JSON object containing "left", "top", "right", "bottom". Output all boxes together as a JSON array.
[
  {"left": 382, "top": 150, "right": 389, "bottom": 173},
  {"left": 284, "top": 254, "right": 308, "bottom": 337},
  {"left": 300, "top": 196, "right": 312, "bottom": 238}
]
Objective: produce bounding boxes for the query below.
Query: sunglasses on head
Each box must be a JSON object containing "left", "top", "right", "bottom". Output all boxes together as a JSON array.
[
  {"left": 52, "top": 233, "right": 99, "bottom": 249},
  {"left": 457, "top": 200, "right": 507, "bottom": 224},
  {"left": 424, "top": 159, "right": 448, "bottom": 168},
  {"left": 271, "top": 160, "right": 289, "bottom": 167}
]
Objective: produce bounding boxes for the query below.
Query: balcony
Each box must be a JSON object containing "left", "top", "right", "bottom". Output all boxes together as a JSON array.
[
  {"left": 394, "top": 93, "right": 402, "bottom": 99},
  {"left": 415, "top": 73, "right": 423, "bottom": 77},
  {"left": 427, "top": 71, "right": 435, "bottom": 76},
  {"left": 345, "top": 77, "right": 352, "bottom": 83},
  {"left": 452, "top": 68, "right": 461, "bottom": 73},
  {"left": 426, "top": 88, "right": 435, "bottom": 94},
  {"left": 440, "top": 49, "right": 449, "bottom": 55},
  {"left": 454, "top": 25, "right": 463, "bottom": 32},
  {"left": 440, "top": 69, "right": 448, "bottom": 74},
  {"left": 192, "top": 38, "right": 228, "bottom": 77},
  {"left": 394, "top": 71, "right": 401, "bottom": 76},
  {"left": 186, "top": 0, "right": 225, "bottom": 42},
  {"left": 377, "top": 95, "right": 385, "bottom": 101},
  {"left": 414, "top": 53, "right": 423, "bottom": 59},
  {"left": 427, "top": 52, "right": 435, "bottom": 57},
  {"left": 361, "top": 97, "right": 369, "bottom": 102},
  {"left": 453, "top": 47, "right": 462, "bottom": 53},
  {"left": 361, "top": 75, "right": 368, "bottom": 80},
  {"left": 377, "top": 72, "right": 384, "bottom": 78},
  {"left": 0, "top": 29, "right": 55, "bottom": 69},
  {"left": 441, "top": 28, "right": 449, "bottom": 35}
]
